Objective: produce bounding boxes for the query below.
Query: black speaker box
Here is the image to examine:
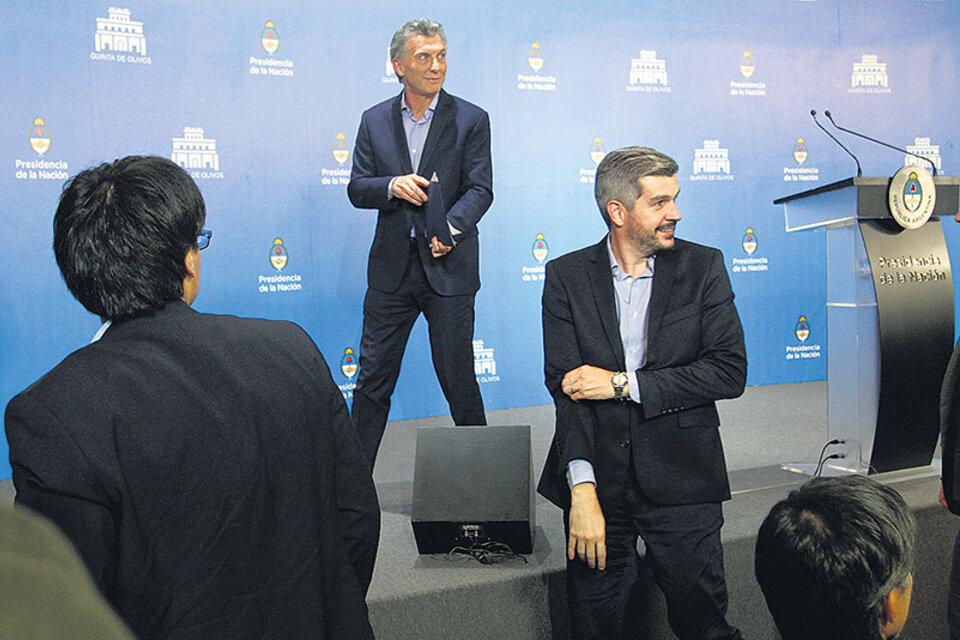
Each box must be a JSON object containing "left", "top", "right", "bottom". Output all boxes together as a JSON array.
[{"left": 411, "top": 424, "right": 535, "bottom": 554}]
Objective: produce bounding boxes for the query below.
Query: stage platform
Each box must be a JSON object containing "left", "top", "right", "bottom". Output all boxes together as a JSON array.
[{"left": 2, "top": 381, "right": 956, "bottom": 638}]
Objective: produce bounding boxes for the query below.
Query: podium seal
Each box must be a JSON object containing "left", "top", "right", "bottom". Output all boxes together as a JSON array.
[{"left": 888, "top": 164, "right": 935, "bottom": 229}]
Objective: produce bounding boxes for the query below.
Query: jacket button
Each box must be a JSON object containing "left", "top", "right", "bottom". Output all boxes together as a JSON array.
[{"left": 619, "top": 440, "right": 630, "bottom": 448}]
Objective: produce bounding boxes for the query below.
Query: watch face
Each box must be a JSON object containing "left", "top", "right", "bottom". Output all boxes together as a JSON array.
[{"left": 612, "top": 372, "right": 628, "bottom": 385}]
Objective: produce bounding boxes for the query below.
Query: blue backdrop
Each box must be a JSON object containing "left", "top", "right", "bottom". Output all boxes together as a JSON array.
[{"left": 3, "top": 1, "right": 959, "bottom": 479}]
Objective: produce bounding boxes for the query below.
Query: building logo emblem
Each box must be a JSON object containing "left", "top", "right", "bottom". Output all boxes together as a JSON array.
[
  {"left": 473, "top": 340, "right": 497, "bottom": 378},
  {"left": 261, "top": 21, "right": 279, "bottom": 53},
  {"left": 693, "top": 140, "right": 731, "bottom": 175},
  {"left": 333, "top": 133, "right": 350, "bottom": 165},
  {"left": 270, "top": 238, "right": 288, "bottom": 270},
  {"left": 590, "top": 137, "right": 606, "bottom": 164},
  {"left": 742, "top": 229, "right": 758, "bottom": 254},
  {"left": 740, "top": 51, "right": 755, "bottom": 78},
  {"left": 172, "top": 127, "right": 220, "bottom": 172},
  {"left": 95, "top": 7, "right": 146, "bottom": 54},
  {"left": 533, "top": 233, "right": 549, "bottom": 263},
  {"left": 629, "top": 50, "right": 668, "bottom": 86},
  {"left": 851, "top": 54, "right": 888, "bottom": 88},
  {"left": 340, "top": 348, "right": 358, "bottom": 378},
  {"left": 795, "top": 316, "right": 810, "bottom": 342},
  {"left": 528, "top": 42, "right": 544, "bottom": 71},
  {"left": 384, "top": 48, "right": 398, "bottom": 82},
  {"left": 793, "top": 138, "right": 808, "bottom": 164},
  {"left": 29, "top": 118, "right": 51, "bottom": 155},
  {"left": 905, "top": 137, "right": 942, "bottom": 173}
]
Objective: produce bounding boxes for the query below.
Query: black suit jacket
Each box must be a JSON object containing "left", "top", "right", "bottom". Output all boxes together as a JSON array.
[
  {"left": 941, "top": 337, "right": 960, "bottom": 513},
  {"left": 5, "top": 301, "right": 380, "bottom": 639},
  {"left": 347, "top": 89, "right": 493, "bottom": 296},
  {"left": 537, "top": 238, "right": 747, "bottom": 511}
]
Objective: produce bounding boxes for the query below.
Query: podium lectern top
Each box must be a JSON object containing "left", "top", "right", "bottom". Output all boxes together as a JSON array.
[{"left": 774, "top": 176, "right": 960, "bottom": 232}]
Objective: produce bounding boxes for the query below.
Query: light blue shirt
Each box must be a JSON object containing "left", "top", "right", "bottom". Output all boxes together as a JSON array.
[
  {"left": 400, "top": 91, "right": 438, "bottom": 173},
  {"left": 387, "top": 91, "right": 439, "bottom": 198},
  {"left": 567, "top": 237, "right": 655, "bottom": 489}
]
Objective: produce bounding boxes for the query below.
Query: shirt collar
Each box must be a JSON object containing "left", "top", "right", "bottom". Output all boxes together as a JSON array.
[
  {"left": 606, "top": 235, "right": 655, "bottom": 281},
  {"left": 91, "top": 320, "right": 112, "bottom": 343},
  {"left": 401, "top": 91, "right": 440, "bottom": 120}
]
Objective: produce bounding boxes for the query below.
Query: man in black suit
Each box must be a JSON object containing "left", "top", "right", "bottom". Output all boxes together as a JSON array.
[
  {"left": 940, "top": 233, "right": 960, "bottom": 638},
  {"left": 348, "top": 18, "right": 492, "bottom": 468},
  {"left": 538, "top": 146, "right": 746, "bottom": 639},
  {"left": 5, "top": 156, "right": 380, "bottom": 639}
]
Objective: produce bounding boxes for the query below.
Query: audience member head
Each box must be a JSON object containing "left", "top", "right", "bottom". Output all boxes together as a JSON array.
[
  {"left": 53, "top": 156, "right": 206, "bottom": 320},
  {"left": 594, "top": 146, "right": 678, "bottom": 226},
  {"left": 755, "top": 475, "right": 916, "bottom": 640}
]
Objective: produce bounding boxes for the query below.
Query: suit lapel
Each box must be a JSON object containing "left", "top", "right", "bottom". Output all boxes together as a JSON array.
[
  {"left": 417, "top": 90, "right": 452, "bottom": 179},
  {"left": 586, "top": 239, "right": 626, "bottom": 370},
  {"left": 646, "top": 244, "right": 679, "bottom": 346},
  {"left": 390, "top": 94, "right": 414, "bottom": 174}
]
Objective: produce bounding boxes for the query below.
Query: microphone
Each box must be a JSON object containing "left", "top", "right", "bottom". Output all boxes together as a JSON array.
[
  {"left": 811, "top": 109, "right": 862, "bottom": 177},
  {"left": 824, "top": 110, "right": 937, "bottom": 176}
]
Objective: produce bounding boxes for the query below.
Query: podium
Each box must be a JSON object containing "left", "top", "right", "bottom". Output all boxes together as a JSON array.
[{"left": 774, "top": 174, "right": 959, "bottom": 473}]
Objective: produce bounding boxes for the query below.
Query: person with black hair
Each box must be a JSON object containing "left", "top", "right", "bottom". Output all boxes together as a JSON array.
[
  {"left": 5, "top": 156, "right": 380, "bottom": 639},
  {"left": 755, "top": 475, "right": 916, "bottom": 640}
]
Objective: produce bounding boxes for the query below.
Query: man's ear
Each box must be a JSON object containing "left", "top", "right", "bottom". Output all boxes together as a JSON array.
[
  {"left": 607, "top": 200, "right": 626, "bottom": 228},
  {"left": 391, "top": 58, "right": 404, "bottom": 79},
  {"left": 184, "top": 248, "right": 200, "bottom": 279},
  {"left": 879, "top": 574, "right": 913, "bottom": 638}
]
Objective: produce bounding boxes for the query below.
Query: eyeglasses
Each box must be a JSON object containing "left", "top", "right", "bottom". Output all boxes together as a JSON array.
[{"left": 197, "top": 229, "right": 213, "bottom": 250}]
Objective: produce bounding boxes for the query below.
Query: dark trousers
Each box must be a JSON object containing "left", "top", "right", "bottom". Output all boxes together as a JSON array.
[
  {"left": 950, "top": 525, "right": 960, "bottom": 640},
  {"left": 351, "top": 241, "right": 486, "bottom": 468},
  {"left": 566, "top": 475, "right": 741, "bottom": 640}
]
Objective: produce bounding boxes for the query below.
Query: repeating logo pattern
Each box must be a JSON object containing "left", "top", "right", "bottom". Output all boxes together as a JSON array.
[
  {"left": 795, "top": 316, "right": 810, "bottom": 342},
  {"left": 172, "top": 127, "right": 222, "bottom": 178},
  {"left": 333, "top": 133, "right": 350, "bottom": 165},
  {"left": 528, "top": 43, "right": 544, "bottom": 71},
  {"left": 627, "top": 50, "right": 670, "bottom": 92},
  {"left": 532, "top": 233, "right": 549, "bottom": 263},
  {"left": 270, "top": 238, "right": 288, "bottom": 270},
  {"left": 340, "top": 348, "right": 358, "bottom": 378},
  {"left": 29, "top": 118, "right": 50, "bottom": 155},
  {"left": 740, "top": 51, "right": 755, "bottom": 78},
  {"left": 793, "top": 138, "right": 808, "bottom": 164},
  {"left": 261, "top": 21, "right": 279, "bottom": 53}
]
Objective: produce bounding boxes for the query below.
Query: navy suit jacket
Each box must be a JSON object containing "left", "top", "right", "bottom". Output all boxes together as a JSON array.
[
  {"left": 537, "top": 238, "right": 747, "bottom": 511},
  {"left": 347, "top": 90, "right": 492, "bottom": 296},
  {"left": 5, "top": 301, "right": 380, "bottom": 639}
]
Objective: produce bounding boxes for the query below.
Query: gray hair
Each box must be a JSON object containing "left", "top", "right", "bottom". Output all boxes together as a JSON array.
[
  {"left": 594, "top": 146, "right": 678, "bottom": 226},
  {"left": 755, "top": 475, "right": 916, "bottom": 640},
  {"left": 389, "top": 18, "right": 446, "bottom": 61}
]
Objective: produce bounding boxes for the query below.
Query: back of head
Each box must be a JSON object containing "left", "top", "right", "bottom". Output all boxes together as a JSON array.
[
  {"left": 594, "top": 146, "right": 678, "bottom": 226},
  {"left": 53, "top": 156, "right": 205, "bottom": 320},
  {"left": 754, "top": 475, "right": 916, "bottom": 640}
]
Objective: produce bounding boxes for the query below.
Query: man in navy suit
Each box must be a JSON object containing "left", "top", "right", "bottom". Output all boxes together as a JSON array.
[
  {"left": 5, "top": 156, "right": 380, "bottom": 639},
  {"left": 348, "top": 18, "right": 492, "bottom": 468},
  {"left": 538, "top": 147, "right": 746, "bottom": 639}
]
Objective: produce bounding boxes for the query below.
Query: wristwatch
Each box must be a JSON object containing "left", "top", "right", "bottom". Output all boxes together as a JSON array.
[{"left": 611, "top": 371, "right": 628, "bottom": 401}]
